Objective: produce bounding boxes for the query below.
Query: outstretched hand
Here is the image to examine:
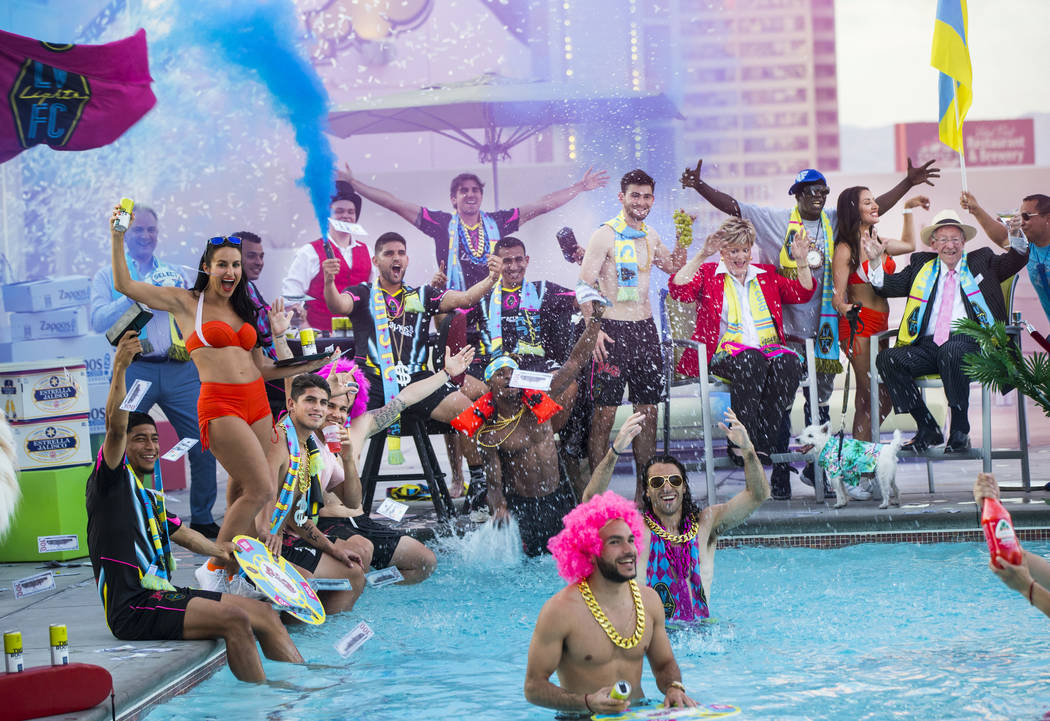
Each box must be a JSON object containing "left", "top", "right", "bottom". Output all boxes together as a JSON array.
[
  {"left": 580, "top": 167, "right": 610, "bottom": 191},
  {"left": 268, "top": 297, "right": 293, "bottom": 338},
  {"left": 789, "top": 226, "right": 812, "bottom": 266},
  {"left": 337, "top": 162, "right": 355, "bottom": 186},
  {"left": 863, "top": 228, "right": 887, "bottom": 264},
  {"left": 680, "top": 159, "right": 703, "bottom": 191},
  {"left": 698, "top": 228, "right": 726, "bottom": 258},
  {"left": 443, "top": 345, "right": 475, "bottom": 377},
  {"left": 430, "top": 261, "right": 447, "bottom": 290},
  {"left": 905, "top": 195, "right": 931, "bottom": 211},
  {"left": 718, "top": 408, "right": 753, "bottom": 452},
  {"left": 906, "top": 157, "right": 940, "bottom": 188},
  {"left": 612, "top": 412, "right": 645, "bottom": 454},
  {"left": 486, "top": 254, "right": 503, "bottom": 281}
]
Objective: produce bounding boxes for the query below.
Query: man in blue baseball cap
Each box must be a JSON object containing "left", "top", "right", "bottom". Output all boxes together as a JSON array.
[{"left": 680, "top": 157, "right": 940, "bottom": 498}]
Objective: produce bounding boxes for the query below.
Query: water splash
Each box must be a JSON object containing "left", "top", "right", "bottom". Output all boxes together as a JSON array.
[
  {"left": 437, "top": 517, "right": 525, "bottom": 568},
  {"left": 173, "top": 0, "right": 334, "bottom": 236}
]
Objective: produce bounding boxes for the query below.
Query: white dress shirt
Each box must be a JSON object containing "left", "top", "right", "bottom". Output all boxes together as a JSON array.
[
  {"left": 280, "top": 238, "right": 369, "bottom": 298},
  {"left": 715, "top": 261, "right": 766, "bottom": 347}
]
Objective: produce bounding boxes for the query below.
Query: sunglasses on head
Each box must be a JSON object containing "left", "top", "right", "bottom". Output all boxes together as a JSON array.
[
  {"left": 208, "top": 235, "right": 242, "bottom": 246},
  {"left": 1021, "top": 212, "right": 1046, "bottom": 222},
  {"left": 647, "top": 474, "right": 684, "bottom": 490}
]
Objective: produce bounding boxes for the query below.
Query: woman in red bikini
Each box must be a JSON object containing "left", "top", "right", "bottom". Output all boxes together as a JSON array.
[
  {"left": 832, "top": 188, "right": 926, "bottom": 441},
  {"left": 110, "top": 207, "right": 332, "bottom": 586}
]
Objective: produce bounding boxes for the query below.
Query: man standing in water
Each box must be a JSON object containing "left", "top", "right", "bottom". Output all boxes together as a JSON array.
[
  {"left": 578, "top": 169, "right": 686, "bottom": 493},
  {"left": 584, "top": 409, "right": 769, "bottom": 621},
  {"left": 525, "top": 491, "right": 696, "bottom": 715}
]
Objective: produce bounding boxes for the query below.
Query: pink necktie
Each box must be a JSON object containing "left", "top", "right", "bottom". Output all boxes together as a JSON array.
[{"left": 933, "top": 269, "right": 957, "bottom": 345}]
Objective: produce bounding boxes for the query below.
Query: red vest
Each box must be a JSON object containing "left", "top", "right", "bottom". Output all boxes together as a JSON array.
[{"left": 304, "top": 238, "right": 370, "bottom": 331}]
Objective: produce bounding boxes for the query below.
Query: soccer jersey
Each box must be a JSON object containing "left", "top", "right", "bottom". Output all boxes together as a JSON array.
[{"left": 345, "top": 282, "right": 445, "bottom": 383}]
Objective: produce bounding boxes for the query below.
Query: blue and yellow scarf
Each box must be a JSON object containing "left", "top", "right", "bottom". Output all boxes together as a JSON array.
[
  {"left": 897, "top": 254, "right": 994, "bottom": 346},
  {"left": 603, "top": 211, "right": 647, "bottom": 302}
]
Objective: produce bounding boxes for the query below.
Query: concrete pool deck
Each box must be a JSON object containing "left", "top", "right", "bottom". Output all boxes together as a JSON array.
[{"left": 2, "top": 436, "right": 1047, "bottom": 720}]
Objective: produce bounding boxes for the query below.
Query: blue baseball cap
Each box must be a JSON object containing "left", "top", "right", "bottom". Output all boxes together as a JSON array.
[{"left": 788, "top": 169, "right": 827, "bottom": 195}]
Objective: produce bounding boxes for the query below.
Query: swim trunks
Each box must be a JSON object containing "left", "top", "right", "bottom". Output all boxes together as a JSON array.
[
  {"left": 107, "top": 587, "right": 222, "bottom": 641},
  {"left": 505, "top": 465, "right": 578, "bottom": 557},
  {"left": 279, "top": 536, "right": 324, "bottom": 574},
  {"left": 317, "top": 514, "right": 403, "bottom": 570},
  {"left": 588, "top": 317, "right": 666, "bottom": 406}
]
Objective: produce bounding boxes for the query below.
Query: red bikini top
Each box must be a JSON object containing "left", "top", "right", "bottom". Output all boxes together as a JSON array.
[
  {"left": 186, "top": 292, "right": 256, "bottom": 353},
  {"left": 848, "top": 257, "right": 896, "bottom": 285}
]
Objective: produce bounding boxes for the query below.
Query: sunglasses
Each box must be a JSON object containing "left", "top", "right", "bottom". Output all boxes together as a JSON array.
[
  {"left": 647, "top": 474, "right": 684, "bottom": 490},
  {"left": 1021, "top": 212, "right": 1046, "bottom": 222},
  {"left": 208, "top": 235, "right": 242, "bottom": 246},
  {"left": 798, "top": 185, "right": 830, "bottom": 198}
]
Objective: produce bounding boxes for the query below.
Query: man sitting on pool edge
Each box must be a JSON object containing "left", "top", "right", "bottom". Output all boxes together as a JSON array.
[{"left": 524, "top": 491, "right": 696, "bottom": 715}]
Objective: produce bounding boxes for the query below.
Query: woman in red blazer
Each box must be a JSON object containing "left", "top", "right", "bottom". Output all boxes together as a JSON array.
[{"left": 669, "top": 217, "right": 815, "bottom": 458}]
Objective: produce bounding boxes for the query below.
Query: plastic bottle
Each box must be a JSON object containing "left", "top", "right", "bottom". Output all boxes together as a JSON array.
[{"left": 981, "top": 497, "right": 1023, "bottom": 568}]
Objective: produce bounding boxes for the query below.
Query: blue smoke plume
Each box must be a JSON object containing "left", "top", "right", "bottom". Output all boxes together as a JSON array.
[{"left": 177, "top": 0, "right": 334, "bottom": 236}]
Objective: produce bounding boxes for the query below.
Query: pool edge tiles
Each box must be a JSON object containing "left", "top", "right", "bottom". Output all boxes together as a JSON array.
[{"left": 718, "top": 526, "right": 1050, "bottom": 549}]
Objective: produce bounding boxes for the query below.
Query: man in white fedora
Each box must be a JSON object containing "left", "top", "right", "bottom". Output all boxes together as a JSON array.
[{"left": 867, "top": 209, "right": 1029, "bottom": 452}]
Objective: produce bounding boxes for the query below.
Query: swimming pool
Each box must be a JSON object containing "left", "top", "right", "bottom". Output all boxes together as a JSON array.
[{"left": 144, "top": 526, "right": 1050, "bottom": 720}]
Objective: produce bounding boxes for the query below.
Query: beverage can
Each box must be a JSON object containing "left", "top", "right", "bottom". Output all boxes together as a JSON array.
[
  {"left": 322, "top": 424, "right": 342, "bottom": 454},
  {"left": 610, "top": 680, "right": 632, "bottom": 700},
  {"left": 49, "top": 624, "right": 68, "bottom": 666},
  {"left": 113, "top": 197, "right": 134, "bottom": 233},
  {"left": 3, "top": 630, "right": 23, "bottom": 673},
  {"left": 300, "top": 327, "right": 317, "bottom": 355}
]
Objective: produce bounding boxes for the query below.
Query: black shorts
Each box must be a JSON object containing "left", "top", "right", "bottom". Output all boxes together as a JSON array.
[
  {"left": 366, "top": 371, "right": 457, "bottom": 419},
  {"left": 317, "top": 514, "right": 404, "bottom": 570},
  {"left": 506, "top": 468, "right": 578, "bottom": 557},
  {"left": 107, "top": 586, "right": 222, "bottom": 641},
  {"left": 589, "top": 318, "right": 665, "bottom": 406},
  {"left": 280, "top": 537, "right": 323, "bottom": 574}
]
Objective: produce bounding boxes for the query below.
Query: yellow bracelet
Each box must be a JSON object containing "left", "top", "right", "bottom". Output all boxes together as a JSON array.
[{"left": 669, "top": 681, "right": 686, "bottom": 693}]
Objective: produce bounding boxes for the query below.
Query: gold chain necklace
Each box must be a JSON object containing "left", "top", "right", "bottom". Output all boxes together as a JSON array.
[
  {"left": 295, "top": 453, "right": 310, "bottom": 493},
  {"left": 476, "top": 407, "right": 525, "bottom": 448},
  {"left": 644, "top": 513, "right": 699, "bottom": 544},
  {"left": 578, "top": 579, "right": 645, "bottom": 649}
]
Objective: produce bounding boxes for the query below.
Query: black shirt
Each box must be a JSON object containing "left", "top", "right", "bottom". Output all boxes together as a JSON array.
[
  {"left": 346, "top": 282, "right": 446, "bottom": 381},
  {"left": 470, "top": 280, "right": 577, "bottom": 369},
  {"left": 416, "top": 207, "right": 520, "bottom": 288}
]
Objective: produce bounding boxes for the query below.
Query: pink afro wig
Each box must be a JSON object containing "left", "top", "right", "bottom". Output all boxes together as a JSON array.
[
  {"left": 547, "top": 491, "right": 644, "bottom": 585},
  {"left": 318, "top": 358, "right": 370, "bottom": 422}
]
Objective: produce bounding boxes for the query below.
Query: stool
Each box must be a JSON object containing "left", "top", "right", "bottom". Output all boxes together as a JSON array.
[{"left": 359, "top": 415, "right": 456, "bottom": 521}]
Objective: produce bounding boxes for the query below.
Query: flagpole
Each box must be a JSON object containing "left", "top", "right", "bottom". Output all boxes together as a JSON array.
[{"left": 952, "top": 79, "right": 968, "bottom": 192}]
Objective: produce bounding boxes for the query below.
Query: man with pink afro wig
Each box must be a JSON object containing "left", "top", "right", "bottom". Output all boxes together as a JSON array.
[{"left": 525, "top": 491, "right": 696, "bottom": 715}]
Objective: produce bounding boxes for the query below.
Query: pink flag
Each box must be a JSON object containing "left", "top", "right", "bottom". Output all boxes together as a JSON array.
[{"left": 0, "top": 28, "right": 155, "bottom": 163}]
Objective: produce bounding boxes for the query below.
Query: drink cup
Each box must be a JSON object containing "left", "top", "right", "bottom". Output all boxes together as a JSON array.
[{"left": 323, "top": 424, "right": 342, "bottom": 454}]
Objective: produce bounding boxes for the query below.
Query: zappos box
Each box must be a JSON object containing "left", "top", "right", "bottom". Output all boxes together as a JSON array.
[
  {"left": 0, "top": 360, "right": 90, "bottom": 423},
  {"left": 2, "top": 275, "right": 90, "bottom": 313},
  {"left": 10, "top": 414, "right": 92, "bottom": 471},
  {"left": 9, "top": 306, "right": 89, "bottom": 340},
  {"left": 0, "top": 464, "right": 90, "bottom": 562},
  {"left": 0, "top": 336, "right": 114, "bottom": 433}
]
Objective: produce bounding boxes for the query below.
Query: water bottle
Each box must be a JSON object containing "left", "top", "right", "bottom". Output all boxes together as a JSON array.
[{"left": 981, "top": 497, "right": 1023, "bottom": 568}]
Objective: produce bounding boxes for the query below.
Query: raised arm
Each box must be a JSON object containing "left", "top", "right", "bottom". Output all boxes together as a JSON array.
[
  {"left": 518, "top": 167, "right": 609, "bottom": 224},
  {"left": 679, "top": 159, "right": 741, "bottom": 217},
  {"left": 672, "top": 229, "right": 723, "bottom": 289},
  {"left": 885, "top": 195, "right": 926, "bottom": 256},
  {"left": 363, "top": 347, "right": 474, "bottom": 438},
  {"left": 437, "top": 255, "right": 501, "bottom": 311},
  {"left": 323, "top": 258, "right": 356, "bottom": 315},
  {"left": 581, "top": 412, "right": 644, "bottom": 502},
  {"left": 652, "top": 233, "right": 687, "bottom": 276},
  {"left": 101, "top": 332, "right": 143, "bottom": 470},
  {"left": 549, "top": 303, "right": 604, "bottom": 398},
  {"left": 709, "top": 410, "right": 769, "bottom": 536},
  {"left": 108, "top": 208, "right": 185, "bottom": 313},
  {"left": 338, "top": 163, "right": 421, "bottom": 225},
  {"left": 482, "top": 443, "right": 507, "bottom": 522},
  {"left": 874, "top": 157, "right": 940, "bottom": 214},
  {"left": 960, "top": 191, "right": 1010, "bottom": 249}
]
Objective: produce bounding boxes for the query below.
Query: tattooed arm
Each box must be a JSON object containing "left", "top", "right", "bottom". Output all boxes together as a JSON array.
[{"left": 363, "top": 347, "right": 474, "bottom": 438}]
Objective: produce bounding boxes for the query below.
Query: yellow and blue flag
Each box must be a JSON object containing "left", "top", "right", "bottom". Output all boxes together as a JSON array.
[{"left": 931, "top": 0, "right": 971, "bottom": 153}]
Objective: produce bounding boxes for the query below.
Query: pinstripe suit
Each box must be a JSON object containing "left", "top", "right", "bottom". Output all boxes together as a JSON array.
[{"left": 874, "top": 246, "right": 1027, "bottom": 430}]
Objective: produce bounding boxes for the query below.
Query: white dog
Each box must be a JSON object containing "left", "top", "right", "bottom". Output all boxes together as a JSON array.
[
  {"left": 0, "top": 415, "right": 19, "bottom": 539},
  {"left": 797, "top": 423, "right": 903, "bottom": 509}
]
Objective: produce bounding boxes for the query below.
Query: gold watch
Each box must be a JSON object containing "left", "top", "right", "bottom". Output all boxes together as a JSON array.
[{"left": 669, "top": 681, "right": 687, "bottom": 693}]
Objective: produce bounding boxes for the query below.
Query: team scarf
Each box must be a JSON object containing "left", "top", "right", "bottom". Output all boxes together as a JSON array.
[
  {"left": 603, "top": 211, "right": 647, "bottom": 301},
  {"left": 717, "top": 271, "right": 780, "bottom": 354},
  {"left": 483, "top": 281, "right": 545, "bottom": 357},
  {"left": 269, "top": 415, "right": 323, "bottom": 533},
  {"left": 778, "top": 207, "right": 841, "bottom": 374},
  {"left": 107, "top": 448, "right": 176, "bottom": 593},
  {"left": 446, "top": 212, "right": 500, "bottom": 290},
  {"left": 897, "top": 254, "right": 994, "bottom": 346},
  {"left": 111, "top": 253, "right": 189, "bottom": 359},
  {"left": 370, "top": 281, "right": 403, "bottom": 442},
  {"left": 646, "top": 514, "right": 709, "bottom": 621}
]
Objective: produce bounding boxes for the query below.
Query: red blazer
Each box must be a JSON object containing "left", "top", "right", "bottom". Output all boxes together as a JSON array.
[{"left": 668, "top": 262, "right": 815, "bottom": 377}]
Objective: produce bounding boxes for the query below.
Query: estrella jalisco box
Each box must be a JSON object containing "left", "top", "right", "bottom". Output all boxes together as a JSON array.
[
  {"left": 10, "top": 414, "right": 91, "bottom": 471},
  {"left": 0, "top": 360, "right": 90, "bottom": 423}
]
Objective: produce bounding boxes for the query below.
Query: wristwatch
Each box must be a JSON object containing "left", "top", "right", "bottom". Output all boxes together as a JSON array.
[{"left": 669, "top": 681, "right": 687, "bottom": 693}]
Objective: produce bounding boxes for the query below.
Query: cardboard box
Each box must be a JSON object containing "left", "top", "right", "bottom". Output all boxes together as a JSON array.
[
  {"left": 2, "top": 276, "right": 91, "bottom": 313},
  {"left": 0, "top": 336, "right": 114, "bottom": 433},
  {"left": 0, "top": 360, "right": 90, "bottom": 422},
  {"left": 9, "top": 306, "right": 89, "bottom": 340},
  {"left": 10, "top": 414, "right": 92, "bottom": 471},
  {"left": 0, "top": 464, "right": 90, "bottom": 562}
]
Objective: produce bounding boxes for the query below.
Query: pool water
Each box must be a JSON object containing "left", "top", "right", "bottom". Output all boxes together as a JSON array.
[{"left": 145, "top": 525, "right": 1050, "bottom": 720}]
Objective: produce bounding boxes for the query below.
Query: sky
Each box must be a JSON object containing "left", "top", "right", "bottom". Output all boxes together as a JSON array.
[{"left": 835, "top": 0, "right": 1050, "bottom": 128}]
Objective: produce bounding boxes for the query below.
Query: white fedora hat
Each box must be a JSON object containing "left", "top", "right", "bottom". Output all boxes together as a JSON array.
[{"left": 920, "top": 209, "right": 978, "bottom": 245}]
